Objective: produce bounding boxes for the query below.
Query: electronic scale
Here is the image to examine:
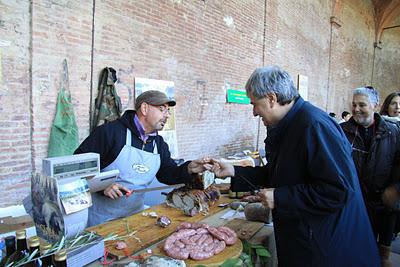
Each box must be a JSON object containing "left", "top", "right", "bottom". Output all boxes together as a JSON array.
[{"left": 42, "top": 153, "right": 100, "bottom": 179}]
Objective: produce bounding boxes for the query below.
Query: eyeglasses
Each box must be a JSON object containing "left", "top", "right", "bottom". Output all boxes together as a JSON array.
[{"left": 149, "top": 104, "right": 171, "bottom": 115}]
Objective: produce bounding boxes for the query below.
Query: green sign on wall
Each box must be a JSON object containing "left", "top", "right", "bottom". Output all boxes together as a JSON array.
[{"left": 227, "top": 89, "right": 250, "bottom": 104}]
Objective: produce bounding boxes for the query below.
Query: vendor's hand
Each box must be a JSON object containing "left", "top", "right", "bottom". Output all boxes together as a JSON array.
[
  {"left": 103, "top": 184, "right": 131, "bottom": 200},
  {"left": 205, "top": 159, "right": 235, "bottom": 178},
  {"left": 257, "top": 188, "right": 275, "bottom": 209},
  {"left": 188, "top": 158, "right": 212, "bottom": 174},
  {"left": 382, "top": 185, "right": 400, "bottom": 209}
]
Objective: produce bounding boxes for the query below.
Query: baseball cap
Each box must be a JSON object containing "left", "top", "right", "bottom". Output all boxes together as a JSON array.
[{"left": 134, "top": 90, "right": 176, "bottom": 111}]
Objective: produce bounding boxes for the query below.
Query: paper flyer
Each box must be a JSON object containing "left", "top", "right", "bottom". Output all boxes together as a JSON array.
[{"left": 58, "top": 179, "right": 92, "bottom": 214}]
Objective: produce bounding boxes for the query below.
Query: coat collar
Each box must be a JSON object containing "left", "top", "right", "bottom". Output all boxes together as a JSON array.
[
  {"left": 119, "top": 110, "right": 157, "bottom": 142},
  {"left": 265, "top": 96, "right": 304, "bottom": 146}
]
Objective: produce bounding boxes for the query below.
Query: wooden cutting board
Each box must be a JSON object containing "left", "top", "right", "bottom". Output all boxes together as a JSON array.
[
  {"left": 152, "top": 237, "right": 242, "bottom": 267},
  {"left": 87, "top": 196, "right": 234, "bottom": 259},
  {"left": 224, "top": 218, "right": 264, "bottom": 241}
]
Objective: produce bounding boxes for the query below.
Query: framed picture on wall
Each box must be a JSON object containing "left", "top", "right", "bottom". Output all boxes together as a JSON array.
[
  {"left": 134, "top": 78, "right": 179, "bottom": 158},
  {"left": 297, "top": 74, "right": 309, "bottom": 101}
]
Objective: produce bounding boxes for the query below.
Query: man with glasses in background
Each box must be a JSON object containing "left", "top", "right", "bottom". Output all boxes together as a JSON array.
[
  {"left": 75, "top": 90, "right": 206, "bottom": 226},
  {"left": 341, "top": 86, "right": 400, "bottom": 267}
]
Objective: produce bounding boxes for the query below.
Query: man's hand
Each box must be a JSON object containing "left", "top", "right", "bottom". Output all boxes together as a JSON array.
[
  {"left": 382, "top": 185, "right": 400, "bottom": 209},
  {"left": 103, "top": 183, "right": 131, "bottom": 199},
  {"left": 257, "top": 188, "right": 275, "bottom": 209},
  {"left": 205, "top": 159, "right": 235, "bottom": 178},
  {"left": 188, "top": 158, "right": 211, "bottom": 174}
]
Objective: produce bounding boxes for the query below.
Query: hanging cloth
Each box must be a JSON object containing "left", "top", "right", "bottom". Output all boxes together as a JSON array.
[
  {"left": 47, "top": 59, "right": 79, "bottom": 157},
  {"left": 90, "top": 67, "right": 122, "bottom": 132}
]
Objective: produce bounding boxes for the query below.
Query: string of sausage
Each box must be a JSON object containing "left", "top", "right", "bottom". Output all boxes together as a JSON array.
[{"left": 163, "top": 222, "right": 237, "bottom": 260}]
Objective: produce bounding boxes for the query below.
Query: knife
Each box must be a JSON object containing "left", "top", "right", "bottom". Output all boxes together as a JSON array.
[
  {"left": 236, "top": 175, "right": 260, "bottom": 192},
  {"left": 124, "top": 183, "right": 186, "bottom": 195}
]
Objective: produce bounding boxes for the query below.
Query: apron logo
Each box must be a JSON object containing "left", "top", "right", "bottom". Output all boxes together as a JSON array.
[{"left": 132, "top": 163, "right": 150, "bottom": 174}]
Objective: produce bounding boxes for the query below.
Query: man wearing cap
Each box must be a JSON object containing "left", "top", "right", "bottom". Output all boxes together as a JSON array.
[{"left": 75, "top": 90, "right": 206, "bottom": 226}]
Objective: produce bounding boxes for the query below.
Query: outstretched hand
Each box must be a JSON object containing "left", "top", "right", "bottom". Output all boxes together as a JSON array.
[
  {"left": 204, "top": 159, "right": 235, "bottom": 178},
  {"left": 188, "top": 158, "right": 212, "bottom": 174}
]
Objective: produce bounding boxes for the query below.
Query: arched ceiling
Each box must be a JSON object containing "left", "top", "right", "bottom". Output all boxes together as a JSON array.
[{"left": 372, "top": 0, "right": 400, "bottom": 43}]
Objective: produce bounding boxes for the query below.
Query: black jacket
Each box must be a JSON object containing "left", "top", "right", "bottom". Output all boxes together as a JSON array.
[
  {"left": 75, "top": 110, "right": 193, "bottom": 185},
  {"left": 232, "top": 98, "right": 379, "bottom": 267},
  {"left": 341, "top": 114, "right": 400, "bottom": 195}
]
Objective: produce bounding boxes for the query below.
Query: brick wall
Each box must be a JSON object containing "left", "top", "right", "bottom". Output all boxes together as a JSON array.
[
  {"left": 328, "top": 0, "right": 376, "bottom": 115},
  {"left": 0, "top": 0, "right": 398, "bottom": 207},
  {"left": 374, "top": 15, "right": 400, "bottom": 100},
  {"left": 0, "top": 1, "right": 32, "bottom": 206}
]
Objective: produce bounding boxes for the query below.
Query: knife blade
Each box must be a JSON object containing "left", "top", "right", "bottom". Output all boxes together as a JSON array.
[
  {"left": 128, "top": 183, "right": 186, "bottom": 194},
  {"left": 236, "top": 175, "right": 260, "bottom": 192}
]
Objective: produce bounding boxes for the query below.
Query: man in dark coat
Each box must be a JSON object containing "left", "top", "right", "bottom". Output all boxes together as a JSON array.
[
  {"left": 206, "top": 66, "right": 379, "bottom": 266},
  {"left": 341, "top": 86, "right": 400, "bottom": 267}
]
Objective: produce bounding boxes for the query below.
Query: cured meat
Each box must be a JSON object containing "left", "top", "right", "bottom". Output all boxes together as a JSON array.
[
  {"left": 241, "top": 195, "right": 262, "bottom": 203},
  {"left": 156, "top": 216, "right": 172, "bottom": 228},
  {"left": 115, "top": 241, "right": 127, "bottom": 250},
  {"left": 163, "top": 222, "right": 237, "bottom": 261},
  {"left": 208, "top": 226, "right": 238, "bottom": 245},
  {"left": 166, "top": 185, "right": 220, "bottom": 216},
  {"left": 187, "top": 171, "right": 215, "bottom": 190}
]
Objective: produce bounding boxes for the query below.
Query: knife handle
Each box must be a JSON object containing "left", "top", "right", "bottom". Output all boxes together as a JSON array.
[{"left": 122, "top": 189, "right": 133, "bottom": 198}]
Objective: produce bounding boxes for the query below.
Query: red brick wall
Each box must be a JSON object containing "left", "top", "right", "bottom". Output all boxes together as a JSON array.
[
  {"left": 0, "top": 0, "right": 398, "bottom": 207},
  {"left": 328, "top": 0, "right": 376, "bottom": 115},
  {"left": 90, "top": 0, "right": 264, "bottom": 159},
  {"left": 374, "top": 15, "right": 400, "bottom": 100},
  {"left": 0, "top": 1, "right": 32, "bottom": 205}
]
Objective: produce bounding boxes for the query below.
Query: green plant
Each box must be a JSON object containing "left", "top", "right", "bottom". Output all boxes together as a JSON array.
[
  {"left": 242, "top": 240, "right": 270, "bottom": 266},
  {"left": 4, "top": 231, "right": 133, "bottom": 267}
]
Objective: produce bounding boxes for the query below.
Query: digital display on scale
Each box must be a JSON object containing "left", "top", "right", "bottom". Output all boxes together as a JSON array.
[
  {"left": 54, "top": 160, "right": 98, "bottom": 175},
  {"left": 42, "top": 153, "right": 100, "bottom": 179}
]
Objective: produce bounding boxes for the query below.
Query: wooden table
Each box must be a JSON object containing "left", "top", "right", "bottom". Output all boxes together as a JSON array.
[{"left": 87, "top": 197, "right": 277, "bottom": 267}]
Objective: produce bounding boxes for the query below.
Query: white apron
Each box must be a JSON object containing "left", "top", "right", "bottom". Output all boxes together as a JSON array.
[{"left": 88, "top": 129, "right": 161, "bottom": 226}]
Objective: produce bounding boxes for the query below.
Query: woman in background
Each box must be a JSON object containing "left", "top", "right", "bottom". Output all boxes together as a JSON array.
[
  {"left": 380, "top": 92, "right": 400, "bottom": 123},
  {"left": 380, "top": 92, "right": 400, "bottom": 248}
]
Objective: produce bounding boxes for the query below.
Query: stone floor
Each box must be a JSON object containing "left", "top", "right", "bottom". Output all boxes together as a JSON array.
[
  {"left": 391, "top": 236, "right": 400, "bottom": 266},
  {"left": 391, "top": 252, "right": 400, "bottom": 266}
]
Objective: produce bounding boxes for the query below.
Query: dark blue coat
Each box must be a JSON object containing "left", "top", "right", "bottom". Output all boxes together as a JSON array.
[{"left": 232, "top": 97, "right": 379, "bottom": 267}]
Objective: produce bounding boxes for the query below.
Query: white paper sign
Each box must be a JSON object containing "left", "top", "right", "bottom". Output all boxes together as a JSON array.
[{"left": 297, "top": 74, "right": 309, "bottom": 101}]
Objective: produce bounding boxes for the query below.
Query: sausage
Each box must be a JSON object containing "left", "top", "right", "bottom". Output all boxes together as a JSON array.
[
  {"left": 165, "top": 222, "right": 230, "bottom": 260},
  {"left": 218, "top": 226, "right": 236, "bottom": 236},
  {"left": 174, "top": 229, "right": 196, "bottom": 239},
  {"left": 196, "top": 227, "right": 209, "bottom": 235},
  {"left": 177, "top": 222, "right": 192, "bottom": 230},
  {"left": 181, "top": 236, "right": 195, "bottom": 245},
  {"left": 189, "top": 234, "right": 202, "bottom": 243},
  {"left": 164, "top": 235, "right": 177, "bottom": 250},
  {"left": 164, "top": 246, "right": 189, "bottom": 260},
  {"left": 175, "top": 239, "right": 186, "bottom": 249},
  {"left": 214, "top": 240, "right": 226, "bottom": 254},
  {"left": 218, "top": 226, "right": 238, "bottom": 245},
  {"left": 208, "top": 227, "right": 229, "bottom": 241},
  {"left": 203, "top": 240, "right": 216, "bottom": 252},
  {"left": 185, "top": 243, "right": 197, "bottom": 252},
  {"left": 203, "top": 234, "right": 214, "bottom": 246},
  {"left": 190, "top": 249, "right": 215, "bottom": 260},
  {"left": 191, "top": 222, "right": 209, "bottom": 229},
  {"left": 197, "top": 233, "right": 209, "bottom": 244}
]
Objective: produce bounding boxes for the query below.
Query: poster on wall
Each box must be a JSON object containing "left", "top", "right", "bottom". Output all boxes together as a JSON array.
[
  {"left": 134, "top": 78, "right": 179, "bottom": 158},
  {"left": 297, "top": 74, "right": 309, "bottom": 101}
]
